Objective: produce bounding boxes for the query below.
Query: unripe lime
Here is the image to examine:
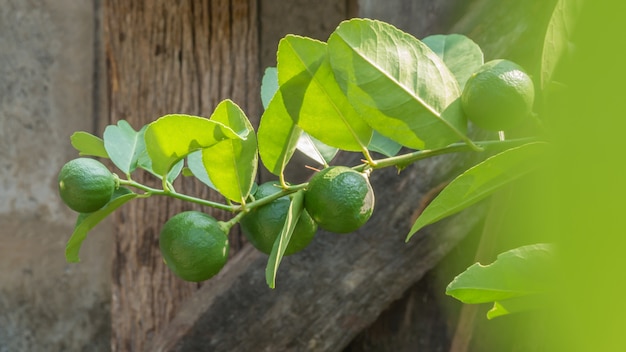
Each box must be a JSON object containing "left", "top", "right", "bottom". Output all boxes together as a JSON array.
[
  {"left": 304, "top": 166, "right": 375, "bottom": 234},
  {"left": 159, "top": 211, "right": 229, "bottom": 282},
  {"left": 58, "top": 158, "right": 115, "bottom": 213},
  {"left": 240, "top": 182, "right": 317, "bottom": 255},
  {"left": 461, "top": 59, "right": 535, "bottom": 131}
]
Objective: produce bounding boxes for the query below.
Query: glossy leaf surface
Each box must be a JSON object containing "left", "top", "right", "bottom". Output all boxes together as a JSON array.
[
  {"left": 278, "top": 35, "right": 372, "bottom": 152},
  {"left": 328, "top": 18, "right": 466, "bottom": 149},
  {"left": 422, "top": 34, "right": 484, "bottom": 90}
]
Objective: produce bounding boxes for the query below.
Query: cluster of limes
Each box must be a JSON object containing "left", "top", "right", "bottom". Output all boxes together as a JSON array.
[
  {"left": 57, "top": 58, "right": 534, "bottom": 283},
  {"left": 57, "top": 157, "right": 375, "bottom": 282}
]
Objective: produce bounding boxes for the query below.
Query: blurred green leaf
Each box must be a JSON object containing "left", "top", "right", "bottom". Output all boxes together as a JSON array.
[
  {"left": 446, "top": 243, "right": 555, "bottom": 319},
  {"left": 65, "top": 187, "right": 138, "bottom": 263},
  {"left": 446, "top": 243, "right": 555, "bottom": 303},
  {"left": 487, "top": 295, "right": 548, "bottom": 320},
  {"left": 103, "top": 120, "right": 145, "bottom": 174},
  {"left": 541, "top": 0, "right": 583, "bottom": 93},
  {"left": 204, "top": 100, "right": 258, "bottom": 203},
  {"left": 328, "top": 18, "right": 466, "bottom": 149},
  {"left": 422, "top": 34, "right": 484, "bottom": 90},
  {"left": 70, "top": 131, "right": 109, "bottom": 158},
  {"left": 278, "top": 35, "right": 372, "bottom": 152},
  {"left": 407, "top": 142, "right": 546, "bottom": 241}
]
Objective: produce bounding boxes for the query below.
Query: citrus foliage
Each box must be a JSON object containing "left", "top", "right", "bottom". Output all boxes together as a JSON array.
[{"left": 57, "top": 12, "right": 568, "bottom": 312}]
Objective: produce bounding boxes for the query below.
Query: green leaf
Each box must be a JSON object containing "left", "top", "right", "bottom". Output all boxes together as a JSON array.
[
  {"left": 278, "top": 35, "right": 373, "bottom": 152},
  {"left": 446, "top": 243, "right": 555, "bottom": 319},
  {"left": 407, "top": 142, "right": 546, "bottom": 241},
  {"left": 487, "top": 295, "right": 548, "bottom": 320},
  {"left": 266, "top": 190, "right": 305, "bottom": 289},
  {"left": 422, "top": 34, "right": 484, "bottom": 90},
  {"left": 137, "top": 150, "right": 183, "bottom": 183},
  {"left": 328, "top": 18, "right": 467, "bottom": 150},
  {"left": 261, "top": 67, "right": 278, "bottom": 109},
  {"left": 296, "top": 132, "right": 338, "bottom": 166},
  {"left": 143, "top": 114, "right": 242, "bottom": 176},
  {"left": 368, "top": 131, "right": 402, "bottom": 157},
  {"left": 70, "top": 131, "right": 109, "bottom": 158},
  {"left": 258, "top": 90, "right": 303, "bottom": 176},
  {"left": 103, "top": 120, "right": 146, "bottom": 174},
  {"left": 186, "top": 151, "right": 216, "bottom": 190},
  {"left": 203, "top": 100, "right": 258, "bottom": 203},
  {"left": 65, "top": 187, "right": 138, "bottom": 263},
  {"left": 541, "top": 0, "right": 583, "bottom": 93}
]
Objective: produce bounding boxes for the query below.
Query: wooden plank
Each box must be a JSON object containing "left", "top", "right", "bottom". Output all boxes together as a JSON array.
[{"left": 103, "top": 1, "right": 259, "bottom": 350}]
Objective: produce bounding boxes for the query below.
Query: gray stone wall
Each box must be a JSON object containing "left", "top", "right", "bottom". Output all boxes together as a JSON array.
[{"left": 0, "top": 1, "right": 111, "bottom": 351}]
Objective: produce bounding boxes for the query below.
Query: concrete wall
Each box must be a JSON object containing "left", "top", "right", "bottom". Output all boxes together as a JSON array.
[{"left": 0, "top": 1, "right": 111, "bottom": 351}]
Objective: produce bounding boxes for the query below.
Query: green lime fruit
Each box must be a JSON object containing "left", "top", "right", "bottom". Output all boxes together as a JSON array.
[
  {"left": 58, "top": 158, "right": 116, "bottom": 213},
  {"left": 461, "top": 59, "right": 535, "bottom": 131},
  {"left": 304, "top": 166, "right": 375, "bottom": 234},
  {"left": 240, "top": 182, "right": 317, "bottom": 256},
  {"left": 159, "top": 211, "right": 230, "bottom": 282}
]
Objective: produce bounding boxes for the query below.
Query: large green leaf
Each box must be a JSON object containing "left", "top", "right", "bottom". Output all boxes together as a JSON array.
[
  {"left": 278, "top": 35, "right": 372, "bottom": 152},
  {"left": 541, "top": 0, "right": 583, "bottom": 93},
  {"left": 258, "top": 90, "right": 303, "bottom": 176},
  {"left": 407, "top": 142, "right": 546, "bottom": 241},
  {"left": 203, "top": 100, "right": 258, "bottom": 203},
  {"left": 266, "top": 190, "right": 305, "bottom": 289},
  {"left": 144, "top": 114, "right": 242, "bottom": 176},
  {"left": 328, "top": 18, "right": 467, "bottom": 150},
  {"left": 103, "top": 120, "right": 146, "bottom": 175},
  {"left": 446, "top": 243, "right": 555, "bottom": 319},
  {"left": 70, "top": 131, "right": 109, "bottom": 158},
  {"left": 65, "top": 187, "right": 138, "bottom": 263},
  {"left": 422, "top": 34, "right": 484, "bottom": 90}
]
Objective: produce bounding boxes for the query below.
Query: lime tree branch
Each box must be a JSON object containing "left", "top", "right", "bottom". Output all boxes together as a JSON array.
[
  {"left": 355, "top": 137, "right": 539, "bottom": 172},
  {"left": 118, "top": 179, "right": 234, "bottom": 212}
]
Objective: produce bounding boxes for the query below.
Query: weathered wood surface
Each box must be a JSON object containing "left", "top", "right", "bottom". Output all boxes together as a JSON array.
[{"left": 104, "top": 1, "right": 259, "bottom": 350}]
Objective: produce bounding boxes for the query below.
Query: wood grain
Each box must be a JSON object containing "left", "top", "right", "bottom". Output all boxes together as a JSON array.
[{"left": 103, "top": 1, "right": 258, "bottom": 350}]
